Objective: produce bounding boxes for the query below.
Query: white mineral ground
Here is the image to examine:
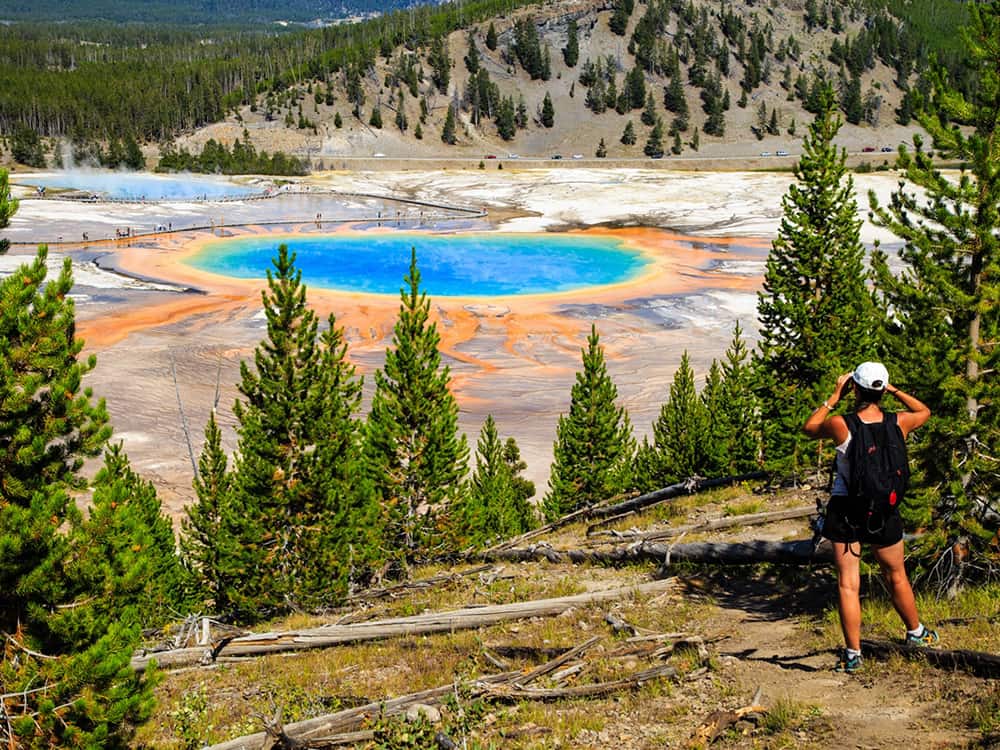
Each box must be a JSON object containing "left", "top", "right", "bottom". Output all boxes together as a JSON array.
[{"left": 2, "top": 169, "right": 912, "bottom": 516}]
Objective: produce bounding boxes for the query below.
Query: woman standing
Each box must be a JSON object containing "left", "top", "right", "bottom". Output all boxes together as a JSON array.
[{"left": 803, "top": 362, "right": 937, "bottom": 673}]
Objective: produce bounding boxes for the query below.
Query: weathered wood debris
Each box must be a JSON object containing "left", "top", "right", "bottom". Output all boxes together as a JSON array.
[
  {"left": 205, "top": 629, "right": 694, "bottom": 750},
  {"left": 131, "top": 578, "right": 679, "bottom": 672}
]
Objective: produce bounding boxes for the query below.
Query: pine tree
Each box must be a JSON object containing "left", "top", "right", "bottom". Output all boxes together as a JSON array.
[
  {"left": 868, "top": 2, "right": 1000, "bottom": 584},
  {"left": 641, "top": 92, "right": 658, "bottom": 126},
  {"left": 464, "top": 29, "right": 480, "bottom": 74},
  {"left": 563, "top": 18, "right": 579, "bottom": 67},
  {"left": 754, "top": 85, "right": 875, "bottom": 474},
  {"left": 543, "top": 325, "right": 634, "bottom": 519},
  {"left": 644, "top": 117, "right": 665, "bottom": 156},
  {"left": 648, "top": 352, "right": 708, "bottom": 486},
  {"left": 626, "top": 66, "right": 647, "bottom": 110},
  {"left": 429, "top": 36, "right": 450, "bottom": 94},
  {"left": 369, "top": 105, "right": 383, "bottom": 128},
  {"left": 596, "top": 137, "right": 608, "bottom": 157},
  {"left": 0, "top": 252, "right": 159, "bottom": 749},
  {"left": 181, "top": 410, "right": 236, "bottom": 611},
  {"left": 720, "top": 321, "right": 760, "bottom": 473},
  {"left": 453, "top": 415, "right": 536, "bottom": 548},
  {"left": 700, "top": 360, "right": 729, "bottom": 476},
  {"left": 671, "top": 131, "right": 682, "bottom": 155},
  {"left": 226, "top": 246, "right": 368, "bottom": 616},
  {"left": 395, "top": 92, "right": 409, "bottom": 132},
  {"left": 334, "top": 111, "right": 343, "bottom": 128},
  {"left": 0, "top": 247, "right": 111, "bottom": 504},
  {"left": 364, "top": 249, "right": 469, "bottom": 566},
  {"left": 486, "top": 22, "right": 498, "bottom": 51},
  {"left": 621, "top": 120, "right": 637, "bottom": 145},
  {"left": 540, "top": 91, "right": 555, "bottom": 128},
  {"left": 610, "top": 0, "right": 631, "bottom": 36},
  {"left": 496, "top": 96, "right": 516, "bottom": 140},
  {"left": 441, "top": 104, "right": 457, "bottom": 144},
  {"left": 414, "top": 121, "right": 423, "bottom": 139},
  {"left": 0, "top": 168, "right": 19, "bottom": 255},
  {"left": 72, "top": 444, "right": 190, "bottom": 630}
]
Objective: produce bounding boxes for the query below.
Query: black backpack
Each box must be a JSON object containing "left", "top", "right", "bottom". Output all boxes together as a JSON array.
[{"left": 844, "top": 412, "right": 910, "bottom": 529}]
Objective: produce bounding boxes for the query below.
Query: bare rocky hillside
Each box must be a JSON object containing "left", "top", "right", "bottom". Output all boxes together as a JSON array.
[{"left": 174, "top": 0, "right": 920, "bottom": 166}]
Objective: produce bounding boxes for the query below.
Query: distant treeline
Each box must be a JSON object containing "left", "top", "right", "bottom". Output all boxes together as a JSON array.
[{"left": 157, "top": 137, "right": 307, "bottom": 175}]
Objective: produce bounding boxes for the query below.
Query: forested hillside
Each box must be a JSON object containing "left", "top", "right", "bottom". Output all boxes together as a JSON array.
[{"left": 0, "top": 0, "right": 972, "bottom": 168}]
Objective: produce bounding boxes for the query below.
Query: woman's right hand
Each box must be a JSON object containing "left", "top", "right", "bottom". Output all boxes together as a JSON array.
[{"left": 833, "top": 372, "right": 853, "bottom": 403}]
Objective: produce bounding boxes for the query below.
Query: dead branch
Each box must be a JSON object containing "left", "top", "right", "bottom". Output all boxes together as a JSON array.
[
  {"left": 587, "top": 472, "right": 768, "bottom": 527},
  {"left": 513, "top": 635, "right": 601, "bottom": 687},
  {"left": 689, "top": 690, "right": 767, "bottom": 748},
  {"left": 483, "top": 663, "right": 678, "bottom": 702},
  {"left": 132, "top": 578, "right": 678, "bottom": 672},
  {"left": 343, "top": 565, "right": 494, "bottom": 605},
  {"left": 587, "top": 505, "right": 816, "bottom": 543},
  {"left": 861, "top": 638, "right": 1000, "bottom": 678}
]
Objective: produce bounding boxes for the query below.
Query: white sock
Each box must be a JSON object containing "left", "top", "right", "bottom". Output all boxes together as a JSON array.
[
  {"left": 845, "top": 648, "right": 861, "bottom": 659},
  {"left": 907, "top": 624, "right": 925, "bottom": 637}
]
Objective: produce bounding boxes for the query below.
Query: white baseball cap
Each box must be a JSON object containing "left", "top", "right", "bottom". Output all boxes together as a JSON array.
[{"left": 853, "top": 361, "right": 889, "bottom": 391}]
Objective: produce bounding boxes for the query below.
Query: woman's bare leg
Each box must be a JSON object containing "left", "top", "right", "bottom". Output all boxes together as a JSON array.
[
  {"left": 873, "top": 540, "right": 920, "bottom": 631},
  {"left": 832, "top": 541, "right": 863, "bottom": 650}
]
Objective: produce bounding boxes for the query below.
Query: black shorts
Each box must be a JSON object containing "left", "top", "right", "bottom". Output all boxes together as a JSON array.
[{"left": 822, "top": 496, "right": 903, "bottom": 547}]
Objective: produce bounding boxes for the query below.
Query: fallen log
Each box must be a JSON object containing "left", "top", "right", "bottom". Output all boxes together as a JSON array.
[
  {"left": 587, "top": 505, "right": 816, "bottom": 543},
  {"left": 861, "top": 639, "right": 1000, "bottom": 678},
  {"left": 132, "top": 578, "right": 678, "bottom": 672},
  {"left": 476, "top": 538, "right": 833, "bottom": 567}
]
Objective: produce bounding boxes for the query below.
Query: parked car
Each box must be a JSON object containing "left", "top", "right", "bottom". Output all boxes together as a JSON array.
[
  {"left": 759, "top": 151, "right": 773, "bottom": 157},
  {"left": 551, "top": 154, "right": 563, "bottom": 160},
  {"left": 649, "top": 151, "right": 665, "bottom": 159},
  {"left": 507, "top": 153, "right": 520, "bottom": 159},
  {"left": 881, "top": 146, "right": 894, "bottom": 152},
  {"left": 485, "top": 154, "right": 497, "bottom": 159},
  {"left": 776, "top": 150, "right": 789, "bottom": 156},
  {"left": 373, "top": 152, "right": 386, "bottom": 157},
  {"left": 862, "top": 146, "right": 876, "bottom": 153},
  {"left": 571, "top": 153, "right": 584, "bottom": 159}
]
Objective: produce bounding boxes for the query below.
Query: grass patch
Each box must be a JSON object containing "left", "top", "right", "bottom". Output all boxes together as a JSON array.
[{"left": 723, "top": 499, "right": 766, "bottom": 517}]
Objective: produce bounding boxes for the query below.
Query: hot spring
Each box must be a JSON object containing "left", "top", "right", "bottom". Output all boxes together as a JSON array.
[
  {"left": 185, "top": 232, "right": 651, "bottom": 296},
  {"left": 17, "top": 171, "right": 257, "bottom": 200}
]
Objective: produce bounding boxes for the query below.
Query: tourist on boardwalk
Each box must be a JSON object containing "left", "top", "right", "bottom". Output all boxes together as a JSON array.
[{"left": 802, "top": 362, "right": 937, "bottom": 673}]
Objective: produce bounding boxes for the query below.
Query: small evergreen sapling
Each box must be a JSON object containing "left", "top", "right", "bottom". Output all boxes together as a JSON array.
[{"left": 544, "top": 325, "right": 634, "bottom": 519}]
